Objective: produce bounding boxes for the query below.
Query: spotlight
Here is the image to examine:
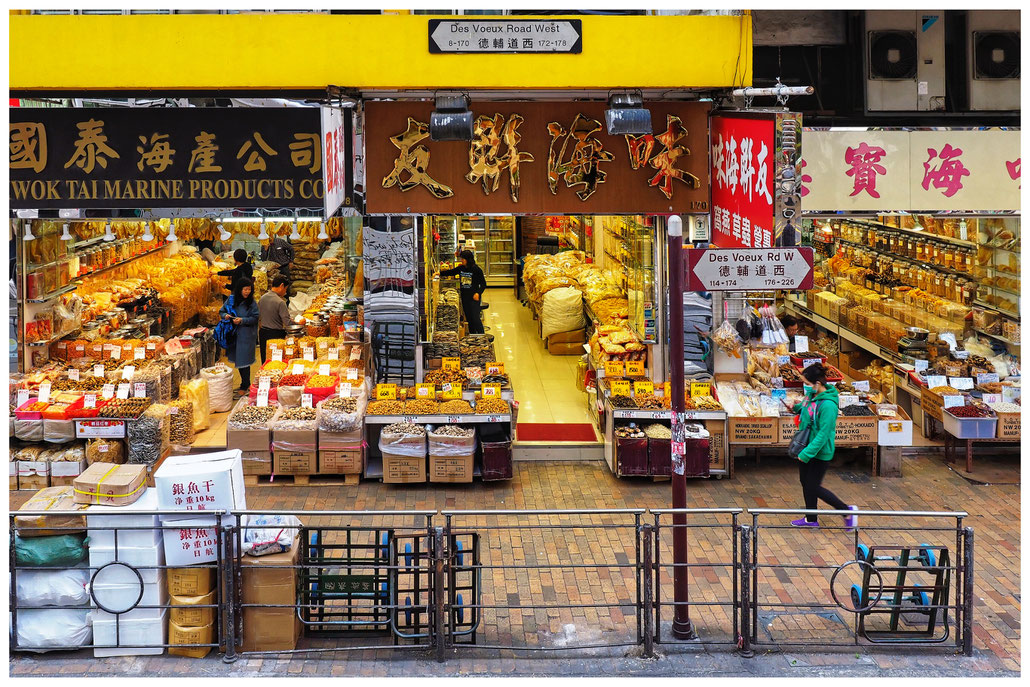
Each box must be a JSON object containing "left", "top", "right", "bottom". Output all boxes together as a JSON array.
[
  {"left": 60, "top": 223, "right": 73, "bottom": 241},
  {"left": 317, "top": 223, "right": 329, "bottom": 241},
  {"left": 218, "top": 223, "right": 231, "bottom": 242},
  {"left": 605, "top": 91, "right": 652, "bottom": 136},
  {"left": 103, "top": 221, "right": 115, "bottom": 242},
  {"left": 289, "top": 219, "right": 301, "bottom": 241},
  {"left": 257, "top": 220, "right": 269, "bottom": 241},
  {"left": 167, "top": 222, "right": 177, "bottom": 243},
  {"left": 430, "top": 93, "right": 474, "bottom": 141},
  {"left": 140, "top": 222, "right": 154, "bottom": 242}
]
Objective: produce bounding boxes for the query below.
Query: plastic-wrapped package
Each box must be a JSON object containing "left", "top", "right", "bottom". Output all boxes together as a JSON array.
[
  {"left": 132, "top": 366, "right": 163, "bottom": 405},
  {"left": 15, "top": 419, "right": 44, "bottom": 442},
  {"left": 200, "top": 364, "right": 235, "bottom": 413},
  {"left": 178, "top": 378, "right": 211, "bottom": 432},
  {"left": 276, "top": 383, "right": 304, "bottom": 408},
  {"left": 16, "top": 568, "right": 91, "bottom": 607},
  {"left": 127, "top": 403, "right": 170, "bottom": 464},
  {"left": 169, "top": 399, "right": 195, "bottom": 446},
  {"left": 273, "top": 406, "right": 318, "bottom": 432},
  {"left": 14, "top": 533, "right": 87, "bottom": 567},
  {"left": 241, "top": 514, "right": 301, "bottom": 556},
  {"left": 379, "top": 422, "right": 428, "bottom": 457},
  {"left": 427, "top": 426, "right": 477, "bottom": 457},
  {"left": 43, "top": 419, "right": 76, "bottom": 443},
  {"left": 317, "top": 395, "right": 366, "bottom": 433},
  {"left": 13, "top": 609, "right": 92, "bottom": 653},
  {"left": 86, "top": 438, "right": 126, "bottom": 465}
]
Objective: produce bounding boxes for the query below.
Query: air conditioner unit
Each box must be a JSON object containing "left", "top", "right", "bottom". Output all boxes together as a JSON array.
[
  {"left": 865, "top": 10, "right": 946, "bottom": 112},
  {"left": 968, "top": 10, "right": 1020, "bottom": 111}
]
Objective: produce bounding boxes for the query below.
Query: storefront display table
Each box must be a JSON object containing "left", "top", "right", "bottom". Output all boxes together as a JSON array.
[{"left": 943, "top": 435, "right": 1020, "bottom": 474}]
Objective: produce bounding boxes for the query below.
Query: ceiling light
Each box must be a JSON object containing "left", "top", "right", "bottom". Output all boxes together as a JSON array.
[
  {"left": 103, "top": 221, "right": 115, "bottom": 242},
  {"left": 60, "top": 223, "right": 73, "bottom": 241},
  {"left": 23, "top": 222, "right": 36, "bottom": 241},
  {"left": 605, "top": 91, "right": 652, "bottom": 136},
  {"left": 140, "top": 221, "right": 154, "bottom": 242},
  {"left": 289, "top": 219, "right": 301, "bottom": 241},
  {"left": 167, "top": 222, "right": 177, "bottom": 243},
  {"left": 257, "top": 220, "right": 269, "bottom": 241},
  {"left": 430, "top": 93, "right": 473, "bottom": 141},
  {"left": 317, "top": 223, "right": 329, "bottom": 240},
  {"left": 218, "top": 223, "right": 231, "bottom": 242}
]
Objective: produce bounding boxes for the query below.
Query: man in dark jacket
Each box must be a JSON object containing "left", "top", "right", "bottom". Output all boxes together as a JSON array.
[
  {"left": 217, "top": 249, "right": 254, "bottom": 300},
  {"left": 439, "top": 249, "right": 488, "bottom": 334},
  {"left": 261, "top": 235, "right": 295, "bottom": 279}
]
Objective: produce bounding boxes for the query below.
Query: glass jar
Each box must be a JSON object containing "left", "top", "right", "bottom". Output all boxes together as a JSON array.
[
  {"left": 25, "top": 271, "right": 41, "bottom": 300},
  {"left": 81, "top": 321, "right": 101, "bottom": 341},
  {"left": 964, "top": 250, "right": 974, "bottom": 273}
]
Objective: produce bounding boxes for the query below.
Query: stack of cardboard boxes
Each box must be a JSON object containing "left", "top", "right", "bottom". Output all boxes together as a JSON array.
[{"left": 167, "top": 566, "right": 218, "bottom": 658}]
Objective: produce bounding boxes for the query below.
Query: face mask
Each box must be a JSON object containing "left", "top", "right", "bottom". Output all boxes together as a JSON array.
[{"left": 804, "top": 385, "right": 814, "bottom": 395}]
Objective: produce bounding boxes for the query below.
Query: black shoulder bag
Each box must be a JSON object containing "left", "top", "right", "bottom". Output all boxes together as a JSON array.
[{"left": 787, "top": 400, "right": 819, "bottom": 459}]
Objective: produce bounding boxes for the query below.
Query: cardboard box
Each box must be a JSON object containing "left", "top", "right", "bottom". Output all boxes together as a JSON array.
[
  {"left": 996, "top": 411, "right": 1020, "bottom": 440},
  {"left": 318, "top": 428, "right": 364, "bottom": 450},
  {"left": 17, "top": 461, "right": 50, "bottom": 490},
  {"left": 168, "top": 620, "right": 213, "bottom": 658},
  {"left": 154, "top": 450, "right": 247, "bottom": 513},
  {"left": 728, "top": 417, "right": 777, "bottom": 444},
  {"left": 241, "top": 543, "right": 302, "bottom": 652},
  {"left": 225, "top": 427, "right": 271, "bottom": 453},
  {"left": 73, "top": 463, "right": 148, "bottom": 506},
  {"left": 274, "top": 451, "right": 317, "bottom": 475},
  {"left": 778, "top": 416, "right": 798, "bottom": 444},
  {"left": 87, "top": 488, "right": 162, "bottom": 549},
  {"left": 163, "top": 517, "right": 220, "bottom": 567},
  {"left": 272, "top": 428, "right": 317, "bottom": 453},
  {"left": 835, "top": 415, "right": 878, "bottom": 445},
  {"left": 241, "top": 450, "right": 273, "bottom": 475},
  {"left": 382, "top": 453, "right": 426, "bottom": 484},
  {"left": 15, "top": 486, "right": 89, "bottom": 536},
  {"left": 919, "top": 388, "right": 944, "bottom": 422},
  {"left": 547, "top": 328, "right": 586, "bottom": 345},
  {"left": 705, "top": 419, "right": 727, "bottom": 473},
  {"left": 877, "top": 406, "right": 913, "bottom": 447},
  {"left": 168, "top": 566, "right": 216, "bottom": 597},
  {"left": 429, "top": 453, "right": 474, "bottom": 483},
  {"left": 10, "top": 463, "right": 17, "bottom": 491},
  {"left": 319, "top": 449, "right": 363, "bottom": 474},
  {"left": 49, "top": 459, "right": 87, "bottom": 487},
  {"left": 170, "top": 589, "right": 216, "bottom": 628},
  {"left": 548, "top": 341, "right": 585, "bottom": 356}
]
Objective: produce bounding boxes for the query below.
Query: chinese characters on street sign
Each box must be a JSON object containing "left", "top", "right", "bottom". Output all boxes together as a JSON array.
[
  {"left": 428, "top": 19, "right": 582, "bottom": 53},
  {"left": 683, "top": 247, "right": 815, "bottom": 291},
  {"left": 10, "top": 107, "right": 342, "bottom": 210}
]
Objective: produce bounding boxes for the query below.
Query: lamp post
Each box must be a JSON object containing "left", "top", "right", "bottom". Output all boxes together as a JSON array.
[{"left": 666, "top": 214, "right": 696, "bottom": 640}]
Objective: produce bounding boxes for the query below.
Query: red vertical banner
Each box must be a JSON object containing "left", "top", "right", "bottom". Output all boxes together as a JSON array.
[{"left": 709, "top": 115, "right": 776, "bottom": 249}]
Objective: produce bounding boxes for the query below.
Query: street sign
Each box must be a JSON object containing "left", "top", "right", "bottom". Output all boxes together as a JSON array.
[
  {"left": 683, "top": 247, "right": 814, "bottom": 291},
  {"left": 428, "top": 19, "right": 582, "bottom": 53}
]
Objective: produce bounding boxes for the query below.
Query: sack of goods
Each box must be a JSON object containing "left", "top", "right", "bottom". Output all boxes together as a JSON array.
[
  {"left": 200, "top": 364, "right": 235, "bottom": 413},
  {"left": 379, "top": 422, "right": 427, "bottom": 458},
  {"left": 427, "top": 425, "right": 477, "bottom": 457},
  {"left": 540, "top": 287, "right": 585, "bottom": 340}
]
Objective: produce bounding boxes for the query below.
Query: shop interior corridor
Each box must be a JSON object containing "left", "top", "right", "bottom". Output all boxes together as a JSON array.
[{"left": 481, "top": 287, "right": 600, "bottom": 442}]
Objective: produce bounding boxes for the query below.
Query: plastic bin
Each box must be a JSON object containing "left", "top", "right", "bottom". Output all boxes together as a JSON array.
[
  {"left": 616, "top": 436, "right": 649, "bottom": 476},
  {"left": 481, "top": 440, "right": 513, "bottom": 481},
  {"left": 942, "top": 410, "right": 998, "bottom": 439},
  {"left": 649, "top": 437, "right": 671, "bottom": 476}
]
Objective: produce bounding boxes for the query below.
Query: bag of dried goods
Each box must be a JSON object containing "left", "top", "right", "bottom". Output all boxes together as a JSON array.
[
  {"left": 427, "top": 425, "right": 477, "bottom": 456},
  {"left": 379, "top": 422, "right": 427, "bottom": 457},
  {"left": 178, "top": 378, "right": 211, "bottom": 432},
  {"left": 169, "top": 399, "right": 195, "bottom": 446},
  {"left": 318, "top": 395, "right": 365, "bottom": 433},
  {"left": 86, "top": 438, "right": 125, "bottom": 465},
  {"left": 227, "top": 398, "right": 279, "bottom": 431},
  {"left": 200, "top": 364, "right": 235, "bottom": 413},
  {"left": 127, "top": 403, "right": 170, "bottom": 464},
  {"left": 541, "top": 287, "right": 586, "bottom": 339}
]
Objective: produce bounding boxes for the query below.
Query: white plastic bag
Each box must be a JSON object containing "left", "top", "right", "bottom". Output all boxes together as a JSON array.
[
  {"left": 241, "top": 514, "right": 302, "bottom": 556},
  {"left": 14, "top": 609, "right": 92, "bottom": 652},
  {"left": 16, "top": 568, "right": 90, "bottom": 607},
  {"left": 200, "top": 365, "right": 235, "bottom": 413},
  {"left": 541, "top": 287, "right": 585, "bottom": 339},
  {"left": 14, "top": 419, "right": 44, "bottom": 442},
  {"left": 427, "top": 429, "right": 477, "bottom": 457},
  {"left": 43, "top": 419, "right": 76, "bottom": 444}
]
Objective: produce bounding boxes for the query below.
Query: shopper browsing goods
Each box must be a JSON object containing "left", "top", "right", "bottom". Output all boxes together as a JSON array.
[{"left": 439, "top": 249, "right": 488, "bottom": 335}]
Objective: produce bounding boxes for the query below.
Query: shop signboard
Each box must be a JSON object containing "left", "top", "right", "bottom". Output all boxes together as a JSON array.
[
  {"left": 800, "top": 128, "right": 1020, "bottom": 212},
  {"left": 321, "top": 106, "right": 351, "bottom": 219},
  {"left": 428, "top": 18, "right": 583, "bottom": 53},
  {"left": 709, "top": 110, "right": 802, "bottom": 249},
  {"left": 683, "top": 247, "right": 814, "bottom": 291},
  {"left": 365, "top": 100, "right": 711, "bottom": 214},
  {"left": 10, "top": 107, "right": 325, "bottom": 209}
]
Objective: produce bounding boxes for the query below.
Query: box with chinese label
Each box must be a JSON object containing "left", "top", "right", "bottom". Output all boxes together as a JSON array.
[
  {"left": 318, "top": 427, "right": 364, "bottom": 450},
  {"left": 154, "top": 450, "right": 247, "bottom": 514},
  {"left": 382, "top": 453, "right": 426, "bottom": 484},
  {"left": 73, "top": 463, "right": 147, "bottom": 506},
  {"left": 273, "top": 451, "right": 317, "bottom": 475},
  {"left": 319, "top": 449, "right": 363, "bottom": 475},
  {"left": 429, "top": 454, "right": 474, "bottom": 483},
  {"left": 162, "top": 517, "right": 221, "bottom": 567},
  {"left": 877, "top": 406, "right": 913, "bottom": 447},
  {"left": 241, "top": 450, "right": 273, "bottom": 475},
  {"left": 49, "top": 459, "right": 87, "bottom": 487},
  {"left": 17, "top": 460, "right": 50, "bottom": 490},
  {"left": 167, "top": 565, "right": 216, "bottom": 597},
  {"left": 728, "top": 417, "right": 777, "bottom": 444},
  {"left": 169, "top": 589, "right": 216, "bottom": 628},
  {"left": 15, "top": 486, "right": 88, "bottom": 536},
  {"left": 167, "top": 620, "right": 213, "bottom": 658}
]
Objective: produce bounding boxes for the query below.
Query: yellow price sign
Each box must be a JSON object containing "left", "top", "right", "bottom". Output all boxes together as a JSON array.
[
  {"left": 626, "top": 360, "right": 645, "bottom": 377},
  {"left": 440, "top": 382, "right": 463, "bottom": 400},
  {"left": 486, "top": 362, "right": 505, "bottom": 375},
  {"left": 416, "top": 383, "right": 436, "bottom": 400},
  {"left": 611, "top": 380, "right": 632, "bottom": 396},
  {"left": 376, "top": 384, "right": 397, "bottom": 400},
  {"left": 442, "top": 357, "right": 461, "bottom": 371},
  {"left": 634, "top": 381, "right": 654, "bottom": 396},
  {"left": 482, "top": 384, "right": 502, "bottom": 398},
  {"left": 663, "top": 382, "right": 671, "bottom": 397},
  {"left": 690, "top": 382, "right": 712, "bottom": 397},
  {"left": 604, "top": 361, "right": 626, "bottom": 377}
]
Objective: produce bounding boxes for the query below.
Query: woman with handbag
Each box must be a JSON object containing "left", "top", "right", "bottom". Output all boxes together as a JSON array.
[
  {"left": 219, "top": 277, "right": 260, "bottom": 395},
  {"left": 787, "top": 363, "right": 858, "bottom": 529}
]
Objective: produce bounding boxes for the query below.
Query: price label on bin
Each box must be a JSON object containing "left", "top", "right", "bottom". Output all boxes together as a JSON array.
[
  {"left": 950, "top": 377, "right": 974, "bottom": 390},
  {"left": 101, "top": 384, "right": 115, "bottom": 400},
  {"left": 634, "top": 381, "right": 653, "bottom": 396},
  {"left": 802, "top": 358, "right": 821, "bottom": 369},
  {"left": 37, "top": 382, "right": 52, "bottom": 404},
  {"left": 258, "top": 376, "right": 271, "bottom": 392},
  {"left": 121, "top": 365, "right": 135, "bottom": 381},
  {"left": 690, "top": 382, "right": 711, "bottom": 398},
  {"left": 440, "top": 383, "right": 462, "bottom": 400},
  {"left": 134, "top": 382, "right": 147, "bottom": 399},
  {"left": 347, "top": 369, "right": 359, "bottom": 381},
  {"left": 84, "top": 393, "right": 97, "bottom": 409},
  {"left": 17, "top": 389, "right": 29, "bottom": 407},
  {"left": 146, "top": 342, "right": 157, "bottom": 351},
  {"left": 377, "top": 384, "right": 397, "bottom": 400},
  {"left": 338, "top": 383, "right": 352, "bottom": 398},
  {"left": 794, "top": 335, "right": 809, "bottom": 353},
  {"left": 626, "top": 360, "right": 645, "bottom": 377},
  {"left": 134, "top": 347, "right": 146, "bottom": 360},
  {"left": 976, "top": 373, "right": 1000, "bottom": 385},
  {"left": 328, "top": 347, "right": 339, "bottom": 361},
  {"left": 110, "top": 345, "right": 121, "bottom": 360},
  {"left": 292, "top": 364, "right": 306, "bottom": 376},
  {"left": 94, "top": 364, "right": 105, "bottom": 378},
  {"left": 116, "top": 383, "right": 130, "bottom": 400},
  {"left": 982, "top": 393, "right": 1002, "bottom": 405},
  {"left": 256, "top": 389, "right": 269, "bottom": 407},
  {"left": 442, "top": 357, "right": 461, "bottom": 371},
  {"left": 68, "top": 368, "right": 80, "bottom": 382},
  {"left": 611, "top": 380, "right": 631, "bottom": 396},
  {"left": 416, "top": 383, "right": 436, "bottom": 399},
  {"left": 486, "top": 362, "right": 505, "bottom": 375},
  {"left": 285, "top": 347, "right": 295, "bottom": 358},
  {"left": 604, "top": 361, "right": 625, "bottom": 377},
  {"left": 925, "top": 375, "right": 947, "bottom": 389},
  {"left": 482, "top": 384, "right": 501, "bottom": 398},
  {"left": 943, "top": 395, "right": 965, "bottom": 409},
  {"left": 853, "top": 380, "right": 870, "bottom": 392},
  {"left": 914, "top": 359, "right": 929, "bottom": 373},
  {"left": 301, "top": 393, "right": 313, "bottom": 409},
  {"left": 272, "top": 348, "right": 284, "bottom": 362},
  {"left": 319, "top": 364, "right": 331, "bottom": 377},
  {"left": 777, "top": 355, "right": 791, "bottom": 366},
  {"left": 303, "top": 347, "right": 315, "bottom": 362}
]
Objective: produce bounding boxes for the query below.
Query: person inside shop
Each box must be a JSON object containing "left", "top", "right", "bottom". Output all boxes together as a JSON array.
[
  {"left": 217, "top": 249, "right": 254, "bottom": 301},
  {"left": 780, "top": 315, "right": 799, "bottom": 352},
  {"left": 219, "top": 277, "right": 260, "bottom": 395},
  {"left": 258, "top": 276, "right": 292, "bottom": 365},
  {"left": 261, "top": 234, "right": 295, "bottom": 283},
  {"left": 438, "top": 249, "right": 487, "bottom": 335},
  {"left": 787, "top": 362, "right": 858, "bottom": 529}
]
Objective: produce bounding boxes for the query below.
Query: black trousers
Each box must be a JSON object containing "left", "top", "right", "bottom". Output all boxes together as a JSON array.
[
  {"left": 798, "top": 458, "right": 848, "bottom": 523},
  {"left": 259, "top": 327, "right": 286, "bottom": 365},
  {"left": 463, "top": 297, "right": 484, "bottom": 335},
  {"left": 238, "top": 365, "right": 251, "bottom": 390}
]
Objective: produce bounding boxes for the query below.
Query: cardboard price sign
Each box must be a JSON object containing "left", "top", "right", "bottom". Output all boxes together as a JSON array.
[
  {"left": 440, "top": 383, "right": 463, "bottom": 400},
  {"left": 134, "top": 347, "right": 146, "bottom": 360},
  {"left": 925, "top": 375, "right": 947, "bottom": 389},
  {"left": 258, "top": 376, "right": 271, "bottom": 392},
  {"left": 84, "top": 393, "right": 97, "bottom": 409},
  {"left": 17, "top": 389, "right": 30, "bottom": 407},
  {"left": 604, "top": 361, "right": 625, "bottom": 377},
  {"left": 292, "top": 364, "right": 307, "bottom": 375},
  {"left": 338, "top": 383, "right": 352, "bottom": 398},
  {"left": 328, "top": 347, "right": 340, "bottom": 361},
  {"left": 416, "top": 383, "right": 436, "bottom": 399},
  {"left": 611, "top": 380, "right": 632, "bottom": 396},
  {"left": 301, "top": 393, "right": 314, "bottom": 409},
  {"left": 272, "top": 348, "right": 284, "bottom": 362},
  {"left": 794, "top": 335, "right": 809, "bottom": 353},
  {"left": 482, "top": 384, "right": 502, "bottom": 397},
  {"left": 94, "top": 364, "right": 106, "bottom": 378},
  {"left": 256, "top": 389, "right": 269, "bottom": 407},
  {"left": 101, "top": 384, "right": 115, "bottom": 400},
  {"left": 116, "top": 383, "right": 130, "bottom": 400},
  {"left": 68, "top": 368, "right": 80, "bottom": 382},
  {"left": 486, "top": 362, "right": 505, "bottom": 375},
  {"left": 38, "top": 382, "right": 52, "bottom": 404},
  {"left": 110, "top": 345, "right": 121, "bottom": 360},
  {"left": 950, "top": 377, "right": 974, "bottom": 390},
  {"left": 976, "top": 373, "right": 1000, "bottom": 385},
  {"left": 121, "top": 365, "right": 135, "bottom": 381},
  {"left": 303, "top": 347, "right": 315, "bottom": 362},
  {"left": 914, "top": 359, "right": 929, "bottom": 373},
  {"left": 442, "top": 357, "right": 461, "bottom": 371},
  {"left": 625, "top": 360, "right": 645, "bottom": 377},
  {"left": 943, "top": 395, "right": 965, "bottom": 409},
  {"left": 133, "top": 382, "right": 147, "bottom": 399},
  {"left": 376, "top": 384, "right": 397, "bottom": 400},
  {"left": 690, "top": 382, "right": 711, "bottom": 397},
  {"left": 347, "top": 368, "right": 359, "bottom": 381},
  {"left": 853, "top": 380, "right": 870, "bottom": 392},
  {"left": 319, "top": 363, "right": 332, "bottom": 377},
  {"left": 634, "top": 381, "right": 654, "bottom": 396}
]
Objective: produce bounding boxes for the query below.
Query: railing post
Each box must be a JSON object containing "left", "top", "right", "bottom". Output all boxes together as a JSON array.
[
  {"left": 221, "top": 521, "right": 238, "bottom": 664},
  {"left": 641, "top": 523, "right": 655, "bottom": 658},
  {"left": 962, "top": 527, "right": 974, "bottom": 657},
  {"left": 433, "top": 525, "right": 447, "bottom": 662},
  {"left": 738, "top": 524, "right": 753, "bottom": 657}
]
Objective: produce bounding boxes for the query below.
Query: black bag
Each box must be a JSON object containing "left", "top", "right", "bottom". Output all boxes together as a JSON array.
[{"left": 788, "top": 401, "right": 819, "bottom": 459}]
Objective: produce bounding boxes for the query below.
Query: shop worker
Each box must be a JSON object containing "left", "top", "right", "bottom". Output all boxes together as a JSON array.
[
  {"left": 220, "top": 277, "right": 260, "bottom": 394},
  {"left": 261, "top": 234, "right": 295, "bottom": 280},
  {"left": 788, "top": 362, "right": 858, "bottom": 529},
  {"left": 217, "top": 248, "right": 254, "bottom": 300},
  {"left": 258, "top": 276, "right": 292, "bottom": 364},
  {"left": 780, "top": 315, "right": 799, "bottom": 352},
  {"left": 439, "top": 249, "right": 487, "bottom": 335}
]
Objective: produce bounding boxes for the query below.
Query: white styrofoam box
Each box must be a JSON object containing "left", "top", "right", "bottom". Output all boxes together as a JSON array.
[
  {"left": 162, "top": 517, "right": 221, "bottom": 567},
  {"left": 877, "top": 418, "right": 914, "bottom": 447},
  {"left": 91, "top": 564, "right": 168, "bottom": 616},
  {"left": 88, "top": 543, "right": 165, "bottom": 581},
  {"left": 91, "top": 608, "right": 167, "bottom": 657},
  {"left": 154, "top": 450, "right": 246, "bottom": 517},
  {"left": 86, "top": 488, "right": 163, "bottom": 549}
]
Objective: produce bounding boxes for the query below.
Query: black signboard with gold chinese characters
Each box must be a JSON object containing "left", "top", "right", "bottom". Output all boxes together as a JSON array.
[
  {"left": 365, "top": 100, "right": 711, "bottom": 215},
  {"left": 10, "top": 107, "right": 325, "bottom": 210}
]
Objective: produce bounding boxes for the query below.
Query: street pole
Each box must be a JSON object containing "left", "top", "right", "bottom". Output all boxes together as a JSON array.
[{"left": 667, "top": 214, "right": 696, "bottom": 640}]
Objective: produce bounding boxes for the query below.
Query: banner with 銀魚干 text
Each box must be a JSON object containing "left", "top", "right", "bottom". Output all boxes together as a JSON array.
[
  {"left": 9, "top": 107, "right": 325, "bottom": 209},
  {"left": 800, "top": 129, "right": 1020, "bottom": 212}
]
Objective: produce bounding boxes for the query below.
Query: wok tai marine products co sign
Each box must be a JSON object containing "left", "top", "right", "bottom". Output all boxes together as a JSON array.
[
  {"left": 709, "top": 110, "right": 802, "bottom": 249},
  {"left": 683, "top": 247, "right": 814, "bottom": 292},
  {"left": 9, "top": 107, "right": 338, "bottom": 210},
  {"left": 364, "top": 100, "right": 711, "bottom": 215}
]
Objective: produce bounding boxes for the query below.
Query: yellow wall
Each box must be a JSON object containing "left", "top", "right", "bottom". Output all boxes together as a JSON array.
[{"left": 10, "top": 13, "right": 752, "bottom": 91}]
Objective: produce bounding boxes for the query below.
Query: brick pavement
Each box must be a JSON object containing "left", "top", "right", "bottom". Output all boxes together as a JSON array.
[{"left": 9, "top": 450, "right": 1020, "bottom": 677}]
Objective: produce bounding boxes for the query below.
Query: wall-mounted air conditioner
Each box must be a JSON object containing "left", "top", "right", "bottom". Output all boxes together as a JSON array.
[
  {"left": 865, "top": 10, "right": 946, "bottom": 112},
  {"left": 968, "top": 10, "right": 1020, "bottom": 111}
]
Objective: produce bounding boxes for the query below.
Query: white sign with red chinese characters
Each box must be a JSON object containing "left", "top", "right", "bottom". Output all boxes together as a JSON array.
[
  {"left": 162, "top": 517, "right": 220, "bottom": 566},
  {"left": 711, "top": 115, "right": 776, "bottom": 249},
  {"left": 322, "top": 106, "right": 349, "bottom": 219},
  {"left": 801, "top": 129, "right": 1020, "bottom": 211}
]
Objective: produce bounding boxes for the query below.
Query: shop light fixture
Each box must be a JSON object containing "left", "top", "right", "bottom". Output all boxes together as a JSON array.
[
  {"left": 317, "top": 223, "right": 330, "bottom": 240},
  {"left": 257, "top": 220, "right": 269, "bottom": 241},
  {"left": 289, "top": 217, "right": 302, "bottom": 241},
  {"left": 605, "top": 91, "right": 652, "bottom": 136},
  {"left": 430, "top": 93, "right": 474, "bottom": 142},
  {"left": 167, "top": 222, "right": 178, "bottom": 243},
  {"left": 140, "top": 221, "right": 154, "bottom": 242},
  {"left": 218, "top": 223, "right": 231, "bottom": 242},
  {"left": 60, "top": 222, "right": 73, "bottom": 241},
  {"left": 103, "top": 221, "right": 115, "bottom": 242},
  {"left": 23, "top": 222, "right": 36, "bottom": 241}
]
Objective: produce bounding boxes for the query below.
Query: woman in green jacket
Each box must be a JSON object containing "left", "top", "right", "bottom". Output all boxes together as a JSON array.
[{"left": 790, "top": 363, "right": 858, "bottom": 529}]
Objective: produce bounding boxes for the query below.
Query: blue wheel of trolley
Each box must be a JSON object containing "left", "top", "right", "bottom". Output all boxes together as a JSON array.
[
  {"left": 455, "top": 540, "right": 465, "bottom": 567},
  {"left": 916, "top": 544, "right": 936, "bottom": 568},
  {"left": 856, "top": 544, "right": 870, "bottom": 562},
  {"left": 404, "top": 596, "right": 412, "bottom": 626},
  {"left": 404, "top": 543, "right": 413, "bottom": 569},
  {"left": 456, "top": 593, "right": 465, "bottom": 624},
  {"left": 911, "top": 583, "right": 930, "bottom": 608},
  {"left": 850, "top": 584, "right": 865, "bottom": 611}
]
